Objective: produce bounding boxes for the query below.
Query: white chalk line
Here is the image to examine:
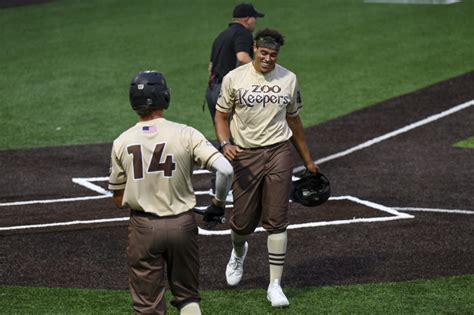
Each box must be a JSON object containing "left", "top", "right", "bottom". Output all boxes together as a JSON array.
[
  {"left": 0, "top": 194, "right": 111, "bottom": 207},
  {"left": 0, "top": 195, "right": 411, "bottom": 233},
  {"left": 72, "top": 177, "right": 110, "bottom": 195},
  {"left": 198, "top": 216, "right": 408, "bottom": 236},
  {"left": 393, "top": 207, "right": 474, "bottom": 215},
  {"left": 199, "top": 196, "right": 414, "bottom": 236},
  {"left": 4, "top": 204, "right": 471, "bottom": 233},
  {"left": 0, "top": 217, "right": 128, "bottom": 231},
  {"left": 294, "top": 99, "right": 474, "bottom": 173},
  {"left": 2, "top": 100, "right": 472, "bottom": 207},
  {"left": 0, "top": 176, "right": 215, "bottom": 207},
  {"left": 1, "top": 100, "right": 472, "bottom": 231},
  {"left": 3, "top": 98, "right": 472, "bottom": 208}
]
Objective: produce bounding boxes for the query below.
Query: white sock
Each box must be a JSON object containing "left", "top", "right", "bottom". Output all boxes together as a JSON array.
[
  {"left": 267, "top": 231, "right": 287, "bottom": 284},
  {"left": 180, "top": 302, "right": 201, "bottom": 315}
]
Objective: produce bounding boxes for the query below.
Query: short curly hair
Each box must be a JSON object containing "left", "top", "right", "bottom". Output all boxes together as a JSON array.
[
  {"left": 134, "top": 105, "right": 156, "bottom": 117},
  {"left": 254, "top": 28, "right": 285, "bottom": 47}
]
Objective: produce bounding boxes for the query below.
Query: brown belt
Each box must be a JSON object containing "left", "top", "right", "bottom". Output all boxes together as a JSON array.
[
  {"left": 130, "top": 209, "right": 158, "bottom": 218},
  {"left": 130, "top": 209, "right": 189, "bottom": 219},
  {"left": 244, "top": 141, "right": 287, "bottom": 151}
]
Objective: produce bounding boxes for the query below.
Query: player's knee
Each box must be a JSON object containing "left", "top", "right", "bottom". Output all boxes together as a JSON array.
[
  {"left": 267, "top": 227, "right": 287, "bottom": 234},
  {"left": 230, "top": 222, "right": 257, "bottom": 235},
  {"left": 262, "top": 221, "right": 288, "bottom": 234}
]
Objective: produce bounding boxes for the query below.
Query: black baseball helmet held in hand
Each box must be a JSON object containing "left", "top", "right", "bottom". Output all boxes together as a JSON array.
[
  {"left": 292, "top": 172, "right": 331, "bottom": 207},
  {"left": 129, "top": 70, "right": 171, "bottom": 110}
]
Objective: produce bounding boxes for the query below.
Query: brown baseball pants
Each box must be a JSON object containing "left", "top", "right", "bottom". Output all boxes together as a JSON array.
[
  {"left": 127, "top": 210, "right": 200, "bottom": 314},
  {"left": 230, "top": 141, "right": 293, "bottom": 235}
]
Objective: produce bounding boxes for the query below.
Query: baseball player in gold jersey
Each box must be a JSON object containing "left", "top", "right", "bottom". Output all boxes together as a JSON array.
[
  {"left": 214, "top": 28, "right": 318, "bottom": 307},
  {"left": 108, "top": 70, "right": 233, "bottom": 315}
]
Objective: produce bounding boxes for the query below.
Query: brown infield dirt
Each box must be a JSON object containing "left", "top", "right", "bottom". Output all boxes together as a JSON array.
[{"left": 0, "top": 71, "right": 473, "bottom": 292}]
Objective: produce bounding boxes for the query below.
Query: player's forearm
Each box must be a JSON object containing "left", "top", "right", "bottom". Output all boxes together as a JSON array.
[
  {"left": 210, "top": 156, "right": 234, "bottom": 204},
  {"left": 214, "top": 111, "right": 231, "bottom": 143},
  {"left": 290, "top": 136, "right": 312, "bottom": 166},
  {"left": 214, "top": 110, "right": 243, "bottom": 160},
  {"left": 112, "top": 189, "right": 125, "bottom": 208},
  {"left": 236, "top": 52, "right": 252, "bottom": 65},
  {"left": 287, "top": 116, "right": 317, "bottom": 172}
]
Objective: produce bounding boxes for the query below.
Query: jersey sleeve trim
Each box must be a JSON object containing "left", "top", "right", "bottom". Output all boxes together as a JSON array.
[
  {"left": 287, "top": 105, "right": 302, "bottom": 117},
  {"left": 216, "top": 102, "right": 232, "bottom": 112},
  {"left": 108, "top": 181, "right": 126, "bottom": 190},
  {"left": 204, "top": 151, "right": 221, "bottom": 170}
]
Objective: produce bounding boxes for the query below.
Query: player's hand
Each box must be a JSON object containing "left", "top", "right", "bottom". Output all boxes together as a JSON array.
[
  {"left": 305, "top": 162, "right": 319, "bottom": 175},
  {"left": 203, "top": 201, "right": 225, "bottom": 229},
  {"left": 203, "top": 203, "right": 224, "bottom": 221},
  {"left": 222, "top": 144, "right": 243, "bottom": 161}
]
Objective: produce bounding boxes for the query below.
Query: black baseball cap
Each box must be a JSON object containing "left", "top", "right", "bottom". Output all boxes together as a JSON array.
[{"left": 233, "top": 3, "right": 265, "bottom": 18}]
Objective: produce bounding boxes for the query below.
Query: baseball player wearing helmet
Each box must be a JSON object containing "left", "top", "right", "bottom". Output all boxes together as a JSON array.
[
  {"left": 108, "top": 70, "right": 233, "bottom": 315},
  {"left": 214, "top": 29, "right": 318, "bottom": 308}
]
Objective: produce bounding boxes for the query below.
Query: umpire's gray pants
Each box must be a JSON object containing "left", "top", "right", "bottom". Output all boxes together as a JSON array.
[{"left": 205, "top": 81, "right": 221, "bottom": 122}]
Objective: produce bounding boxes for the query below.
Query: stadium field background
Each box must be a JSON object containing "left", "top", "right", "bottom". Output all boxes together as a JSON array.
[
  {"left": 0, "top": 0, "right": 473, "bottom": 313},
  {"left": 1, "top": 0, "right": 473, "bottom": 150}
]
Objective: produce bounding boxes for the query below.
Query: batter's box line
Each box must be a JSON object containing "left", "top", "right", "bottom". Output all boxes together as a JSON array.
[
  {"left": 198, "top": 195, "right": 414, "bottom": 236},
  {"left": 294, "top": 99, "right": 474, "bottom": 173},
  {"left": 0, "top": 176, "right": 211, "bottom": 207},
  {"left": 392, "top": 207, "right": 474, "bottom": 215},
  {"left": 1, "top": 99, "right": 472, "bottom": 208},
  {"left": 0, "top": 195, "right": 413, "bottom": 233}
]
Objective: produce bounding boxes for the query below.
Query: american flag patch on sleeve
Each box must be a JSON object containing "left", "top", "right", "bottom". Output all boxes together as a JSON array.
[{"left": 142, "top": 125, "right": 157, "bottom": 133}]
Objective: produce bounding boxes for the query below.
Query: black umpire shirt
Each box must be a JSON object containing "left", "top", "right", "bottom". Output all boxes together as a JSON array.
[{"left": 209, "top": 23, "right": 254, "bottom": 82}]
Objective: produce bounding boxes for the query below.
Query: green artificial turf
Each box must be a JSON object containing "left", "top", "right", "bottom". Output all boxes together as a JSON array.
[
  {"left": 1, "top": 275, "right": 473, "bottom": 314},
  {"left": 1, "top": 3, "right": 472, "bottom": 314},
  {"left": 454, "top": 136, "right": 474, "bottom": 149},
  {"left": 1, "top": 0, "right": 473, "bottom": 149}
]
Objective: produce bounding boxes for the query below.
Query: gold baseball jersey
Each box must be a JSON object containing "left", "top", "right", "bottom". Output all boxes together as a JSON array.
[
  {"left": 216, "top": 63, "right": 302, "bottom": 148},
  {"left": 108, "top": 118, "right": 221, "bottom": 217}
]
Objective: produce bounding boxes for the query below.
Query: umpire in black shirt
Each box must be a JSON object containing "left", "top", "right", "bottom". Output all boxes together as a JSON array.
[{"left": 205, "top": 3, "right": 265, "bottom": 122}]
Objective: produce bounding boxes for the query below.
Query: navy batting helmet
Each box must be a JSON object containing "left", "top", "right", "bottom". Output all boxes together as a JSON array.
[
  {"left": 292, "top": 172, "right": 331, "bottom": 207},
  {"left": 129, "top": 70, "right": 170, "bottom": 111}
]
